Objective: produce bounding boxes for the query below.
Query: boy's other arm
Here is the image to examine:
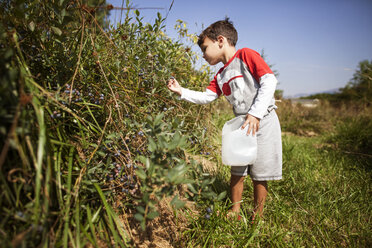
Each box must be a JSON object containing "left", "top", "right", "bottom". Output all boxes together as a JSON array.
[
  {"left": 248, "top": 73, "right": 278, "bottom": 119},
  {"left": 239, "top": 48, "right": 277, "bottom": 119},
  {"left": 167, "top": 77, "right": 218, "bottom": 104},
  {"left": 242, "top": 73, "right": 278, "bottom": 136}
]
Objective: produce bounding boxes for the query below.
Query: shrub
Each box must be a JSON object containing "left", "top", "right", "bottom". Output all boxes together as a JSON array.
[
  {"left": 0, "top": 1, "right": 217, "bottom": 246},
  {"left": 328, "top": 115, "right": 372, "bottom": 168},
  {"left": 276, "top": 100, "right": 330, "bottom": 136}
]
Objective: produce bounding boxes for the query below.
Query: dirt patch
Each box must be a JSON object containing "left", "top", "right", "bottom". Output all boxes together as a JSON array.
[
  {"left": 123, "top": 198, "right": 194, "bottom": 248},
  {"left": 282, "top": 130, "right": 319, "bottom": 137},
  {"left": 186, "top": 153, "right": 218, "bottom": 175}
]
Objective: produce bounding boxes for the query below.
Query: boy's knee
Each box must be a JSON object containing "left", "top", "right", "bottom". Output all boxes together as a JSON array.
[
  {"left": 231, "top": 174, "right": 246, "bottom": 184},
  {"left": 252, "top": 180, "right": 268, "bottom": 189},
  {"left": 252, "top": 179, "right": 267, "bottom": 183}
]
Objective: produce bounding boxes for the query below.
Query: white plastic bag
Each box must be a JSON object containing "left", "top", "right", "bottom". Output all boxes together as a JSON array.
[{"left": 221, "top": 116, "right": 257, "bottom": 166}]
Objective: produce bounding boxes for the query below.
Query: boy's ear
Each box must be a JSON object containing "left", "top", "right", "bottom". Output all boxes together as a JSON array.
[{"left": 217, "top": 35, "right": 226, "bottom": 47}]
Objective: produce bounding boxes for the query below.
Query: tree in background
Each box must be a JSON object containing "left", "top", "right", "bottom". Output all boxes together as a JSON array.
[
  {"left": 303, "top": 60, "right": 372, "bottom": 106},
  {"left": 340, "top": 60, "right": 372, "bottom": 106},
  {"left": 260, "top": 49, "right": 283, "bottom": 99}
]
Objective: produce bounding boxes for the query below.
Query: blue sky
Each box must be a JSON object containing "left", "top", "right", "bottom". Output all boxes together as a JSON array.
[{"left": 108, "top": 0, "right": 372, "bottom": 97}]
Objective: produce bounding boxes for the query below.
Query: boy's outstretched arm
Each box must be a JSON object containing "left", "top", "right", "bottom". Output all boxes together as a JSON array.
[{"left": 166, "top": 77, "right": 218, "bottom": 105}]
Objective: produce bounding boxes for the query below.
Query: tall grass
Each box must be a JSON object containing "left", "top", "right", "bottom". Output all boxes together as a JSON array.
[
  {"left": 328, "top": 115, "right": 372, "bottom": 168},
  {"left": 0, "top": 2, "right": 218, "bottom": 246}
]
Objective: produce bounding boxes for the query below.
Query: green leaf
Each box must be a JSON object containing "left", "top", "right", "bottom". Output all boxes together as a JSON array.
[
  {"left": 135, "top": 9, "right": 140, "bottom": 16},
  {"left": 148, "top": 199, "right": 156, "bottom": 209},
  {"left": 210, "top": 177, "right": 216, "bottom": 184},
  {"left": 142, "top": 193, "right": 150, "bottom": 204},
  {"left": 154, "top": 113, "right": 164, "bottom": 126},
  {"left": 201, "top": 179, "right": 210, "bottom": 189},
  {"left": 187, "top": 183, "right": 198, "bottom": 194},
  {"left": 158, "top": 55, "right": 165, "bottom": 66},
  {"left": 202, "top": 191, "right": 217, "bottom": 199},
  {"left": 93, "top": 183, "right": 128, "bottom": 245},
  {"left": 4, "top": 49, "right": 13, "bottom": 60},
  {"left": 140, "top": 220, "right": 146, "bottom": 230},
  {"left": 29, "top": 21, "right": 35, "bottom": 32},
  {"left": 178, "top": 135, "right": 188, "bottom": 148},
  {"left": 167, "top": 163, "right": 187, "bottom": 183},
  {"left": 51, "top": 26, "right": 62, "bottom": 36},
  {"left": 106, "top": 132, "right": 118, "bottom": 140},
  {"left": 136, "top": 168, "right": 146, "bottom": 180},
  {"left": 138, "top": 156, "right": 151, "bottom": 169},
  {"left": 145, "top": 158, "right": 152, "bottom": 170},
  {"left": 168, "top": 131, "right": 181, "bottom": 150},
  {"left": 147, "top": 211, "right": 159, "bottom": 220},
  {"left": 158, "top": 135, "right": 166, "bottom": 149},
  {"left": 136, "top": 206, "right": 145, "bottom": 214},
  {"left": 148, "top": 137, "right": 157, "bottom": 152},
  {"left": 134, "top": 213, "right": 144, "bottom": 221},
  {"left": 171, "top": 195, "right": 186, "bottom": 209},
  {"left": 217, "top": 191, "right": 227, "bottom": 201}
]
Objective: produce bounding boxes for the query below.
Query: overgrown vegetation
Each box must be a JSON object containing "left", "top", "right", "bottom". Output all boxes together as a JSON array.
[
  {"left": 296, "top": 58, "right": 372, "bottom": 166},
  {"left": 0, "top": 0, "right": 219, "bottom": 246},
  {"left": 1, "top": 0, "right": 371, "bottom": 247}
]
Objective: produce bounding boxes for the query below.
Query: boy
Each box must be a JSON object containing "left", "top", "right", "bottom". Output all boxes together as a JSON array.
[{"left": 167, "top": 18, "right": 282, "bottom": 220}]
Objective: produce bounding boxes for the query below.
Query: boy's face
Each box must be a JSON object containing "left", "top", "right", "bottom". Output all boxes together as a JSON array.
[{"left": 200, "top": 37, "right": 223, "bottom": 65}]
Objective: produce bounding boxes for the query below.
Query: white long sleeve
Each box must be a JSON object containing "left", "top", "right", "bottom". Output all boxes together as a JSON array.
[
  {"left": 179, "top": 88, "right": 218, "bottom": 104},
  {"left": 248, "top": 73, "right": 278, "bottom": 119}
]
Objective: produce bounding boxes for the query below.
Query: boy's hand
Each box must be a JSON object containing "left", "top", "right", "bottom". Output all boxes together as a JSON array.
[
  {"left": 167, "top": 77, "right": 182, "bottom": 96},
  {"left": 242, "top": 114, "right": 260, "bottom": 136}
]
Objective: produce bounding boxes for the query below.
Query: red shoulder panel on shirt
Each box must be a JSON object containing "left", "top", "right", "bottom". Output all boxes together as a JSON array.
[
  {"left": 237, "top": 48, "right": 273, "bottom": 82},
  {"left": 206, "top": 67, "right": 223, "bottom": 96}
]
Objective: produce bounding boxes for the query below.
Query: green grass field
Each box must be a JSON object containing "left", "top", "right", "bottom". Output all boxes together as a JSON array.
[{"left": 180, "top": 100, "right": 371, "bottom": 247}]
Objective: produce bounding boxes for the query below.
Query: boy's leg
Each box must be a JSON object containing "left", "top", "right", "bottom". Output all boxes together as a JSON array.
[
  {"left": 230, "top": 175, "right": 245, "bottom": 213},
  {"left": 252, "top": 180, "right": 268, "bottom": 219}
]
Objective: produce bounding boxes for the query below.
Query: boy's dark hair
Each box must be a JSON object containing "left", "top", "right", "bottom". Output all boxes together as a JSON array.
[{"left": 198, "top": 17, "right": 238, "bottom": 47}]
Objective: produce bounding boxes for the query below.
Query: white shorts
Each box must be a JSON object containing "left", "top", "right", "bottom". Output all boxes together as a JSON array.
[{"left": 230, "top": 110, "right": 282, "bottom": 181}]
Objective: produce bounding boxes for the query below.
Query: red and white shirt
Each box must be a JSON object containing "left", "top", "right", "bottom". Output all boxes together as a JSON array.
[{"left": 180, "top": 48, "right": 278, "bottom": 119}]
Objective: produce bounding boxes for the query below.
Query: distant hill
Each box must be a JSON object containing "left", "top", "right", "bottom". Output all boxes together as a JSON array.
[
  {"left": 285, "top": 88, "right": 341, "bottom": 99},
  {"left": 285, "top": 59, "right": 371, "bottom": 106}
]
